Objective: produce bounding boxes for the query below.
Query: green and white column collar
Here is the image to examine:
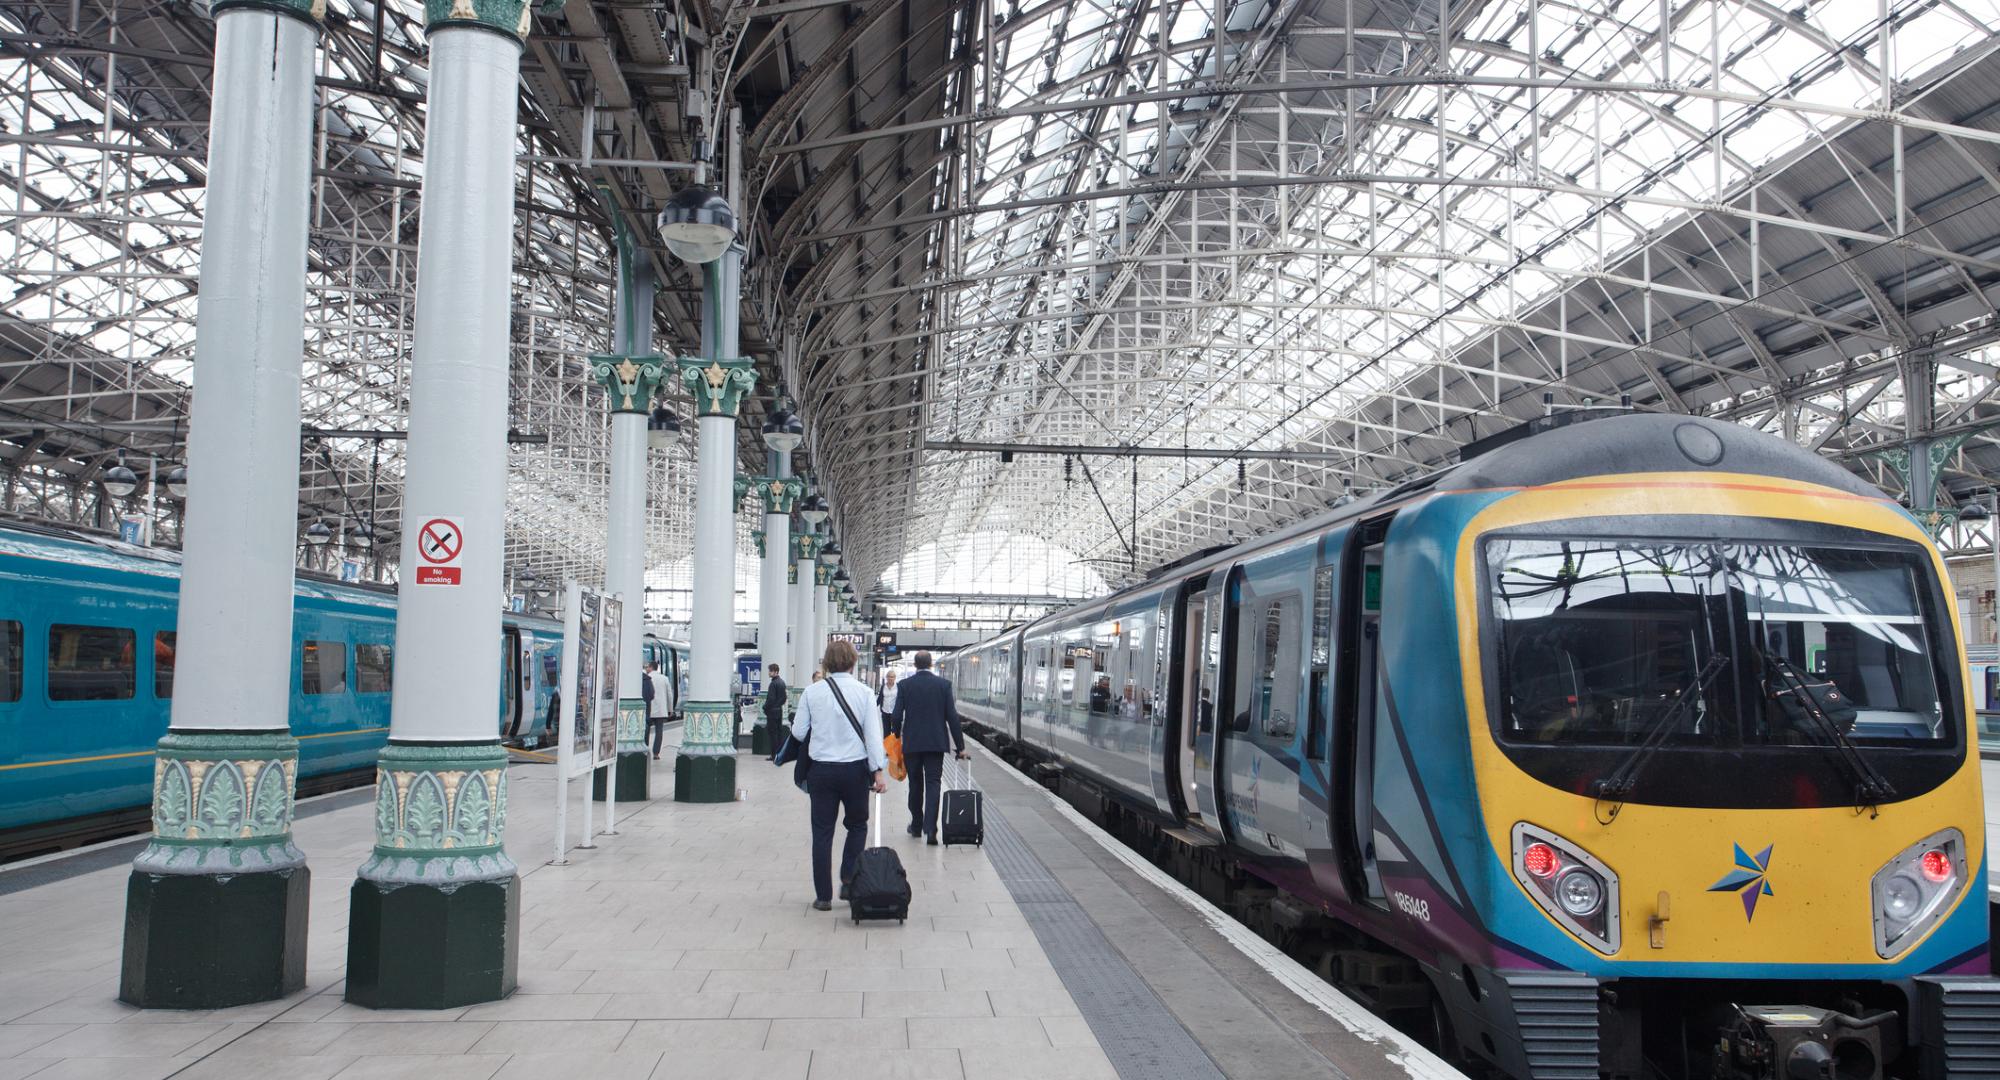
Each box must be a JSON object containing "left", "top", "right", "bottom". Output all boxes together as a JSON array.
[
  {"left": 208, "top": 0, "right": 325, "bottom": 23},
  {"left": 678, "top": 357, "right": 757, "bottom": 418},
  {"left": 423, "top": 0, "right": 535, "bottom": 40},
  {"left": 751, "top": 475, "right": 804, "bottom": 515},
  {"left": 590, "top": 353, "right": 670, "bottom": 414},
  {"left": 358, "top": 742, "right": 517, "bottom": 887},
  {"left": 135, "top": 730, "right": 305, "bottom": 875},
  {"left": 617, "top": 699, "right": 647, "bottom": 754},
  {"left": 680, "top": 701, "right": 736, "bottom": 757}
]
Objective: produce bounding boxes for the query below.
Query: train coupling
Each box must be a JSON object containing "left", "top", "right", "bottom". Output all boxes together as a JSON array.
[{"left": 1712, "top": 1004, "right": 1891, "bottom": 1080}]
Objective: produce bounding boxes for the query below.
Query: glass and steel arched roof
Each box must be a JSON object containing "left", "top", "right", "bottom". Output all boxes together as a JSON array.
[{"left": 4, "top": 0, "right": 2000, "bottom": 611}]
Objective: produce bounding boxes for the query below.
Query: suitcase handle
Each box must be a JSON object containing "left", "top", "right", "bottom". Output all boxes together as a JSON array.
[{"left": 871, "top": 789, "right": 881, "bottom": 848}]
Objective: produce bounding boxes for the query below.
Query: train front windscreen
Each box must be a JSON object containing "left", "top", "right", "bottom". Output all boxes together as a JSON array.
[{"left": 1482, "top": 535, "right": 1961, "bottom": 808}]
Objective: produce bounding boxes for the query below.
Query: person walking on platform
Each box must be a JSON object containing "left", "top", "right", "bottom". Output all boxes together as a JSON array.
[
  {"left": 762, "top": 662, "right": 787, "bottom": 749},
  {"left": 647, "top": 661, "right": 674, "bottom": 760},
  {"left": 878, "top": 669, "right": 899, "bottom": 717},
  {"left": 889, "top": 651, "right": 967, "bottom": 845},
  {"left": 790, "top": 639, "right": 887, "bottom": 911}
]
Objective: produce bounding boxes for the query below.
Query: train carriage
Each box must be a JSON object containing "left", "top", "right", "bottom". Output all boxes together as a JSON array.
[
  {"left": 0, "top": 521, "right": 563, "bottom": 858},
  {"left": 944, "top": 412, "right": 1996, "bottom": 1080}
]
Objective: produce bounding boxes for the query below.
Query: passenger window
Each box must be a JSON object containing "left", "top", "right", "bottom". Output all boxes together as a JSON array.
[
  {"left": 154, "top": 632, "right": 177, "bottom": 699},
  {"left": 303, "top": 640, "right": 348, "bottom": 695},
  {"left": 356, "top": 643, "right": 393, "bottom": 694},
  {"left": 0, "top": 620, "right": 20, "bottom": 702},
  {"left": 1986, "top": 667, "right": 1997, "bottom": 712},
  {"left": 48, "top": 624, "right": 135, "bottom": 701},
  {"left": 1259, "top": 597, "right": 1302, "bottom": 740},
  {"left": 1308, "top": 565, "right": 1333, "bottom": 760}
]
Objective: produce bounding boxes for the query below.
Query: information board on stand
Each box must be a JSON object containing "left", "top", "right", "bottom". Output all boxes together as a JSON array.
[{"left": 553, "top": 582, "right": 615, "bottom": 864}]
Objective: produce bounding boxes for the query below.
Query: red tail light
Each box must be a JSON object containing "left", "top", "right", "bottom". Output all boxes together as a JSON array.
[
  {"left": 1921, "top": 849, "right": 1953, "bottom": 883},
  {"left": 1523, "top": 842, "right": 1559, "bottom": 879}
]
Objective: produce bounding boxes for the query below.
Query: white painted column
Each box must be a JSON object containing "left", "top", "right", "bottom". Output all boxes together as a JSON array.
[
  {"left": 346, "top": 5, "right": 531, "bottom": 1011},
  {"left": 120, "top": 0, "right": 320, "bottom": 1011},
  {"left": 793, "top": 533, "right": 818, "bottom": 680}
]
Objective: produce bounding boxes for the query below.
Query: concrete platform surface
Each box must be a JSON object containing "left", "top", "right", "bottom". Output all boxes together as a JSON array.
[{"left": 0, "top": 727, "right": 1449, "bottom": 1080}]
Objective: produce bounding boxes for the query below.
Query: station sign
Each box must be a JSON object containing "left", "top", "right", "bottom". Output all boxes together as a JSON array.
[
  {"left": 875, "top": 631, "right": 899, "bottom": 656},
  {"left": 832, "top": 632, "right": 867, "bottom": 646},
  {"left": 414, "top": 516, "right": 464, "bottom": 586}
]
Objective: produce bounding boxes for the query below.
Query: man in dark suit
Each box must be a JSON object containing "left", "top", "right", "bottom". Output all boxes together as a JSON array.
[
  {"left": 889, "top": 651, "right": 967, "bottom": 844},
  {"left": 762, "top": 663, "right": 787, "bottom": 750}
]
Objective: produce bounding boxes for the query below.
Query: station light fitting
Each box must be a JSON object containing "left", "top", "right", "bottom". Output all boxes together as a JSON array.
[
  {"left": 102, "top": 455, "right": 139, "bottom": 499},
  {"left": 647, "top": 404, "right": 683, "bottom": 451},
  {"left": 164, "top": 465, "right": 188, "bottom": 500},
  {"left": 799, "top": 493, "right": 829, "bottom": 526},
  {"left": 820, "top": 541, "right": 842, "bottom": 567},
  {"left": 351, "top": 517, "right": 375, "bottom": 551},
  {"left": 656, "top": 184, "right": 737, "bottom": 265},
  {"left": 304, "top": 520, "right": 333, "bottom": 546},
  {"left": 1961, "top": 501, "right": 1992, "bottom": 521},
  {"left": 762, "top": 405, "right": 803, "bottom": 452}
]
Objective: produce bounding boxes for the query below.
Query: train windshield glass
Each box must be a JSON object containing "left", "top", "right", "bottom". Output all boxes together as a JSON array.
[{"left": 1489, "top": 539, "right": 1949, "bottom": 748}]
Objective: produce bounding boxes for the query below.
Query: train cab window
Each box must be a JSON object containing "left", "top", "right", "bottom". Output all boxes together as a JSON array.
[
  {"left": 154, "top": 632, "right": 177, "bottom": 699},
  {"left": 0, "top": 620, "right": 20, "bottom": 702},
  {"left": 47, "top": 624, "right": 135, "bottom": 701},
  {"left": 356, "top": 644, "right": 393, "bottom": 694},
  {"left": 303, "top": 640, "right": 348, "bottom": 695}
]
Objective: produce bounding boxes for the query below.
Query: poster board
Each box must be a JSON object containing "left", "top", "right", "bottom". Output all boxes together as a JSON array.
[
  {"left": 595, "top": 596, "right": 623, "bottom": 767},
  {"left": 567, "top": 587, "right": 602, "bottom": 779}
]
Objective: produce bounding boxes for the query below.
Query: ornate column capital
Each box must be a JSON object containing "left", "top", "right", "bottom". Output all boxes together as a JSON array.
[
  {"left": 814, "top": 563, "right": 832, "bottom": 587},
  {"left": 678, "top": 357, "right": 757, "bottom": 418},
  {"left": 422, "top": 0, "right": 534, "bottom": 40},
  {"left": 732, "top": 475, "right": 753, "bottom": 511},
  {"left": 751, "top": 528, "right": 766, "bottom": 558},
  {"left": 795, "top": 533, "right": 822, "bottom": 562},
  {"left": 749, "top": 475, "right": 804, "bottom": 514},
  {"left": 788, "top": 563, "right": 798, "bottom": 585},
  {"left": 208, "top": 0, "right": 326, "bottom": 25},
  {"left": 589, "top": 353, "right": 669, "bottom": 414}
]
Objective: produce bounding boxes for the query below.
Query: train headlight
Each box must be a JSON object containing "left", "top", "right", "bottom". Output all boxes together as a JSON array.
[
  {"left": 1511, "top": 823, "right": 1620, "bottom": 954},
  {"left": 1871, "top": 828, "right": 1966, "bottom": 958}
]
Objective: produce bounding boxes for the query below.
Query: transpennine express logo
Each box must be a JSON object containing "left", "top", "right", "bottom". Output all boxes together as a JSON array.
[{"left": 1707, "top": 843, "right": 1776, "bottom": 921}]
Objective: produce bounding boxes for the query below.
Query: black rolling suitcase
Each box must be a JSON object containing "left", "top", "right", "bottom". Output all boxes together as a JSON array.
[
  {"left": 849, "top": 793, "right": 912, "bottom": 924},
  {"left": 940, "top": 756, "right": 983, "bottom": 847}
]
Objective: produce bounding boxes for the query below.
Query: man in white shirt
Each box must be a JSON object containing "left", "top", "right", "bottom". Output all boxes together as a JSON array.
[
  {"left": 789, "top": 639, "right": 888, "bottom": 911},
  {"left": 646, "top": 662, "right": 674, "bottom": 760}
]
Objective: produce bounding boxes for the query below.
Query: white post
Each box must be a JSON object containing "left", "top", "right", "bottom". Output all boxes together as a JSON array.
[
  {"left": 551, "top": 581, "right": 581, "bottom": 866},
  {"left": 120, "top": 0, "right": 319, "bottom": 1010},
  {"left": 673, "top": 248, "right": 756, "bottom": 801},
  {"left": 346, "top": 6, "right": 529, "bottom": 1010}
]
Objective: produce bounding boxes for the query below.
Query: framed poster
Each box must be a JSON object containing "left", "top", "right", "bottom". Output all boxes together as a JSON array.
[
  {"left": 595, "top": 596, "right": 623, "bottom": 767},
  {"left": 569, "top": 589, "right": 600, "bottom": 777}
]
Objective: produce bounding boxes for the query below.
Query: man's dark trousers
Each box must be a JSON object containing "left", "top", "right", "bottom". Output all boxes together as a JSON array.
[
  {"left": 906, "top": 751, "right": 945, "bottom": 837},
  {"left": 806, "top": 759, "right": 871, "bottom": 903}
]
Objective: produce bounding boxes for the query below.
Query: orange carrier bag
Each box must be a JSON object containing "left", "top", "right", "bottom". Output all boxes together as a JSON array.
[{"left": 883, "top": 733, "right": 907, "bottom": 781}]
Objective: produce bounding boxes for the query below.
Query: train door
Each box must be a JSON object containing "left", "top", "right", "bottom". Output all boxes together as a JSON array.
[
  {"left": 1180, "top": 572, "right": 1225, "bottom": 833},
  {"left": 499, "top": 626, "right": 523, "bottom": 739},
  {"left": 1339, "top": 519, "right": 1392, "bottom": 906}
]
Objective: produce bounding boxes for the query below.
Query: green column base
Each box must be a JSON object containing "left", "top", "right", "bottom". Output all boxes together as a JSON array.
[
  {"left": 119, "top": 865, "right": 309, "bottom": 1009},
  {"left": 593, "top": 750, "right": 651, "bottom": 802},
  {"left": 751, "top": 723, "right": 771, "bottom": 757},
  {"left": 344, "top": 874, "right": 519, "bottom": 1010},
  {"left": 674, "top": 752, "right": 736, "bottom": 803}
]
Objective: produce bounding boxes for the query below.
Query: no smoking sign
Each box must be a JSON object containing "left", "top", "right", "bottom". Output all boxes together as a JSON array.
[{"left": 414, "top": 516, "right": 464, "bottom": 586}]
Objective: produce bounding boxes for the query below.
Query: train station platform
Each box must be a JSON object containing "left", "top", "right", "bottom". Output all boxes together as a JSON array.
[{"left": 0, "top": 732, "right": 1454, "bottom": 1080}]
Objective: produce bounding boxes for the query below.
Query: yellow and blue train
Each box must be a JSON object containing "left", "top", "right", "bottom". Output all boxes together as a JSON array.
[
  {"left": 943, "top": 412, "right": 1997, "bottom": 1080},
  {"left": 0, "top": 520, "right": 563, "bottom": 859}
]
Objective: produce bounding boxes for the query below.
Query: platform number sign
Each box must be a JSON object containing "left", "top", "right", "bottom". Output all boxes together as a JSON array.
[{"left": 414, "top": 516, "right": 464, "bottom": 586}]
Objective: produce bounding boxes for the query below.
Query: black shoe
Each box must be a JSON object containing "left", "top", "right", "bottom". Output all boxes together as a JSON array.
[
  {"left": 906, "top": 824, "right": 921, "bottom": 837},
  {"left": 812, "top": 900, "right": 832, "bottom": 911},
  {"left": 926, "top": 835, "right": 939, "bottom": 846}
]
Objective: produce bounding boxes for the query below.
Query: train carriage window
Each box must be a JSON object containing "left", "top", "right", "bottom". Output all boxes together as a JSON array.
[
  {"left": 1259, "top": 597, "right": 1302, "bottom": 740},
  {"left": 48, "top": 624, "right": 135, "bottom": 701},
  {"left": 0, "top": 620, "right": 20, "bottom": 702},
  {"left": 303, "top": 640, "right": 348, "bottom": 695},
  {"left": 356, "top": 644, "right": 393, "bottom": 694},
  {"left": 1308, "top": 566, "right": 1333, "bottom": 760},
  {"left": 154, "top": 632, "right": 177, "bottom": 699}
]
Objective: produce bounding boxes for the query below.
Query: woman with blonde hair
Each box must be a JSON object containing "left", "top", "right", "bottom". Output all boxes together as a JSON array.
[{"left": 788, "top": 639, "right": 888, "bottom": 910}]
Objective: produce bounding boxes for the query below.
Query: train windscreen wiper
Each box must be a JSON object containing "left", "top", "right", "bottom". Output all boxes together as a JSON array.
[
  {"left": 1590, "top": 653, "right": 1729, "bottom": 823},
  {"left": 1760, "top": 652, "right": 1897, "bottom": 812}
]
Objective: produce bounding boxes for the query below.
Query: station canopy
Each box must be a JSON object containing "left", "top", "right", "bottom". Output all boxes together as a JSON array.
[{"left": 3, "top": 0, "right": 1999, "bottom": 620}]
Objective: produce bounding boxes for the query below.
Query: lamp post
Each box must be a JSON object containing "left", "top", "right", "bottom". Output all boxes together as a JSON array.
[
  {"left": 344, "top": 0, "right": 532, "bottom": 1010},
  {"left": 661, "top": 183, "right": 757, "bottom": 803},
  {"left": 590, "top": 182, "right": 667, "bottom": 804},
  {"left": 118, "top": 0, "right": 320, "bottom": 1010}
]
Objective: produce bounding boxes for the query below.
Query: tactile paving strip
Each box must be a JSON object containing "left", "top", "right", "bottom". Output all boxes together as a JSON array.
[{"left": 981, "top": 796, "right": 1228, "bottom": 1080}]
